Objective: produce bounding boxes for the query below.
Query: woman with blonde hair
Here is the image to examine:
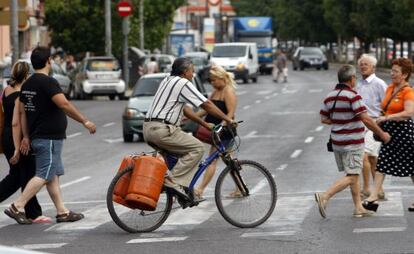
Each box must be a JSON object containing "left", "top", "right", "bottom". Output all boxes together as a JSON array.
[
  {"left": 193, "top": 65, "right": 237, "bottom": 198},
  {"left": 0, "top": 61, "right": 50, "bottom": 223}
]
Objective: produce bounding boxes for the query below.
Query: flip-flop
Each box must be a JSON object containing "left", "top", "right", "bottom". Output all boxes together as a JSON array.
[
  {"left": 32, "top": 216, "right": 53, "bottom": 224},
  {"left": 4, "top": 203, "right": 32, "bottom": 225},
  {"left": 408, "top": 203, "right": 414, "bottom": 212},
  {"left": 353, "top": 210, "right": 374, "bottom": 218},
  {"left": 314, "top": 193, "right": 326, "bottom": 218}
]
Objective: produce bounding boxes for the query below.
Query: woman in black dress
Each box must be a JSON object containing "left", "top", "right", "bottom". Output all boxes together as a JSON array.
[
  {"left": 0, "top": 61, "right": 49, "bottom": 223},
  {"left": 193, "top": 65, "right": 237, "bottom": 198}
]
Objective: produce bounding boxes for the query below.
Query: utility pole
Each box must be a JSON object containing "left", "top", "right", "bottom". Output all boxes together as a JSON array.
[
  {"left": 105, "top": 0, "right": 112, "bottom": 56},
  {"left": 123, "top": 17, "right": 130, "bottom": 87},
  {"left": 11, "top": 0, "right": 18, "bottom": 65},
  {"left": 139, "top": 0, "right": 144, "bottom": 50}
]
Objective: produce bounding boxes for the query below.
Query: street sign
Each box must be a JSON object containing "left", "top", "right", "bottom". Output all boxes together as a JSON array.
[{"left": 116, "top": 1, "right": 133, "bottom": 17}]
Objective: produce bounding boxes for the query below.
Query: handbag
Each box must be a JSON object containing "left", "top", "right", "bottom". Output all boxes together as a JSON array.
[
  {"left": 326, "top": 89, "right": 343, "bottom": 152},
  {"left": 194, "top": 124, "right": 212, "bottom": 144},
  {"left": 373, "top": 85, "right": 408, "bottom": 142}
]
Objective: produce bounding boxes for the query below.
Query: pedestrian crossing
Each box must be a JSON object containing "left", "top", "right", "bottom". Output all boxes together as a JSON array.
[{"left": 0, "top": 190, "right": 412, "bottom": 251}]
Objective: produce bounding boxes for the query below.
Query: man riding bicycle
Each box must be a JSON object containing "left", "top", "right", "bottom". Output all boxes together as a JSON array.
[{"left": 143, "top": 57, "right": 235, "bottom": 203}]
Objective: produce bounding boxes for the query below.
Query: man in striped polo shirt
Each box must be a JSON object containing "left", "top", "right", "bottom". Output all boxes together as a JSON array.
[
  {"left": 143, "top": 57, "right": 234, "bottom": 204},
  {"left": 315, "top": 64, "right": 390, "bottom": 218}
]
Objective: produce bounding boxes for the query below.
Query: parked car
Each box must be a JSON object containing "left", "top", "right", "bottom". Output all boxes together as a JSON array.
[
  {"left": 183, "top": 52, "right": 210, "bottom": 83},
  {"left": 72, "top": 56, "right": 125, "bottom": 100},
  {"left": 122, "top": 73, "right": 207, "bottom": 142},
  {"left": 50, "top": 61, "right": 71, "bottom": 96},
  {"left": 0, "top": 60, "right": 71, "bottom": 97},
  {"left": 292, "top": 47, "right": 329, "bottom": 70},
  {"left": 144, "top": 54, "right": 175, "bottom": 73}
]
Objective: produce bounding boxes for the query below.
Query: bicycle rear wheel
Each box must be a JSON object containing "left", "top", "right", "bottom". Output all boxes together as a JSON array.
[
  {"left": 106, "top": 166, "right": 173, "bottom": 233},
  {"left": 215, "top": 160, "right": 277, "bottom": 228}
]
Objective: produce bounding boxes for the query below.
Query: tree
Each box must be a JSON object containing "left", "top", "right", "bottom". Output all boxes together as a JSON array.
[{"left": 44, "top": 0, "right": 185, "bottom": 58}]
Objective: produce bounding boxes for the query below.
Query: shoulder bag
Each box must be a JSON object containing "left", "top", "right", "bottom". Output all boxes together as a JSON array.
[{"left": 326, "top": 89, "right": 343, "bottom": 152}]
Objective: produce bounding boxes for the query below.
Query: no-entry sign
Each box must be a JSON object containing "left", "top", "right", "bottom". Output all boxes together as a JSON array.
[{"left": 117, "top": 1, "right": 133, "bottom": 17}]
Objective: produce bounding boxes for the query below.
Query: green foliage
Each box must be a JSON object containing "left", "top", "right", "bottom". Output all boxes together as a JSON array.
[{"left": 44, "top": 0, "right": 185, "bottom": 58}]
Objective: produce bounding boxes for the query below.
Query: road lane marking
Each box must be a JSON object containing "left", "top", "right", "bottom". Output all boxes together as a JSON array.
[
  {"left": 265, "top": 96, "right": 271, "bottom": 100},
  {"left": 17, "top": 243, "right": 67, "bottom": 250},
  {"left": 290, "top": 149, "right": 302, "bottom": 158},
  {"left": 241, "top": 231, "right": 296, "bottom": 237},
  {"left": 104, "top": 138, "right": 124, "bottom": 144},
  {"left": 315, "top": 126, "right": 324, "bottom": 132},
  {"left": 304, "top": 137, "right": 314, "bottom": 143},
  {"left": 308, "top": 89, "right": 323, "bottom": 93},
  {"left": 353, "top": 227, "right": 406, "bottom": 233},
  {"left": 46, "top": 204, "right": 129, "bottom": 232},
  {"left": 67, "top": 132, "right": 82, "bottom": 138},
  {"left": 281, "top": 88, "right": 297, "bottom": 94},
  {"left": 255, "top": 100, "right": 262, "bottom": 104},
  {"left": 375, "top": 192, "right": 404, "bottom": 217},
  {"left": 272, "top": 92, "right": 279, "bottom": 97},
  {"left": 127, "top": 237, "right": 188, "bottom": 244},
  {"left": 271, "top": 111, "right": 315, "bottom": 115},
  {"left": 236, "top": 91, "right": 247, "bottom": 96},
  {"left": 243, "top": 105, "right": 251, "bottom": 110},
  {"left": 60, "top": 176, "right": 91, "bottom": 189},
  {"left": 256, "top": 90, "right": 273, "bottom": 95},
  {"left": 276, "top": 164, "right": 288, "bottom": 171},
  {"left": 103, "top": 122, "right": 116, "bottom": 127}
]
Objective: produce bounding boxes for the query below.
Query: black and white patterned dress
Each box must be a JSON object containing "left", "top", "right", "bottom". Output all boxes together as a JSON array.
[{"left": 377, "top": 119, "right": 414, "bottom": 176}]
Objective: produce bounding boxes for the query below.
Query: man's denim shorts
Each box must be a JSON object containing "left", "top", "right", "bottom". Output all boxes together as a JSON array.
[{"left": 31, "top": 139, "right": 64, "bottom": 181}]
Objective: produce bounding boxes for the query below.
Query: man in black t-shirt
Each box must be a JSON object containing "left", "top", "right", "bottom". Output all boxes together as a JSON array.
[{"left": 4, "top": 47, "right": 96, "bottom": 224}]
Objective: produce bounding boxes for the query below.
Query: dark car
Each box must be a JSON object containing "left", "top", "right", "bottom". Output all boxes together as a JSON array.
[
  {"left": 292, "top": 47, "right": 329, "bottom": 71},
  {"left": 122, "top": 73, "right": 207, "bottom": 142},
  {"left": 183, "top": 52, "right": 210, "bottom": 83}
]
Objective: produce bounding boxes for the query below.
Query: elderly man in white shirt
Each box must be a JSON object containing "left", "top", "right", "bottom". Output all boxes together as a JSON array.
[{"left": 356, "top": 54, "right": 388, "bottom": 200}]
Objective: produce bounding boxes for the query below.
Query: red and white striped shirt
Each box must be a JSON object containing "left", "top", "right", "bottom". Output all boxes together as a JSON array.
[{"left": 320, "top": 83, "right": 367, "bottom": 152}]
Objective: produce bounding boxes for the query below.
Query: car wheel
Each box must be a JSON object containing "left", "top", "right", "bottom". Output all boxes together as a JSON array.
[
  {"left": 109, "top": 95, "right": 116, "bottom": 100},
  {"left": 252, "top": 76, "right": 257, "bottom": 83},
  {"left": 243, "top": 78, "right": 248, "bottom": 84},
  {"left": 123, "top": 132, "right": 134, "bottom": 142},
  {"left": 118, "top": 93, "right": 126, "bottom": 100},
  {"left": 300, "top": 65, "right": 305, "bottom": 71},
  {"left": 324, "top": 65, "right": 329, "bottom": 70},
  {"left": 316, "top": 67, "right": 321, "bottom": 70}
]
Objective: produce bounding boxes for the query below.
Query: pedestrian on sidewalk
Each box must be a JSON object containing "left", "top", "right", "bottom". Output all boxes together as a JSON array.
[
  {"left": 4, "top": 46, "right": 97, "bottom": 224},
  {"left": 363, "top": 58, "right": 414, "bottom": 213},
  {"left": 0, "top": 61, "right": 51, "bottom": 223},
  {"left": 356, "top": 54, "right": 388, "bottom": 200},
  {"left": 315, "top": 64, "right": 390, "bottom": 218}
]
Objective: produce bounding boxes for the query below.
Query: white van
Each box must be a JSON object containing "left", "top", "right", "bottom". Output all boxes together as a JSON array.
[{"left": 211, "top": 42, "right": 259, "bottom": 83}]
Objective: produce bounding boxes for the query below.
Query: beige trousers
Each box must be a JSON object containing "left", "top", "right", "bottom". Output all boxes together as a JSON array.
[{"left": 143, "top": 122, "right": 205, "bottom": 187}]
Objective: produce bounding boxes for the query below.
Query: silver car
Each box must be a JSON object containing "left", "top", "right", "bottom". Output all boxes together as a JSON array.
[{"left": 72, "top": 56, "right": 126, "bottom": 100}]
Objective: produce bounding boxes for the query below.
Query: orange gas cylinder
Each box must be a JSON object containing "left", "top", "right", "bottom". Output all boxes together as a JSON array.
[
  {"left": 125, "top": 155, "right": 168, "bottom": 211},
  {"left": 112, "top": 156, "right": 137, "bottom": 209}
]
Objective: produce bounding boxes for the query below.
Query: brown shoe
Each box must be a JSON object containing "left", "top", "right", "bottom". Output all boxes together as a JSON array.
[
  {"left": 4, "top": 203, "right": 32, "bottom": 225},
  {"left": 56, "top": 211, "right": 84, "bottom": 223}
]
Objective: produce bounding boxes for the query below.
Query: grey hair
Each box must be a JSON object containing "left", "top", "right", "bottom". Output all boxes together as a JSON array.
[
  {"left": 357, "top": 54, "right": 377, "bottom": 67},
  {"left": 170, "top": 57, "right": 193, "bottom": 76},
  {"left": 338, "top": 64, "right": 356, "bottom": 83}
]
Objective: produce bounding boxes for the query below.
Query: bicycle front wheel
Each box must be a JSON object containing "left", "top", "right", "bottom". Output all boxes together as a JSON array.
[
  {"left": 215, "top": 160, "right": 277, "bottom": 228},
  {"left": 106, "top": 166, "right": 173, "bottom": 233}
]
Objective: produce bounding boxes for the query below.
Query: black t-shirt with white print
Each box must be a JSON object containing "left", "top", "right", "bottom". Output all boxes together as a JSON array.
[{"left": 20, "top": 73, "right": 67, "bottom": 140}]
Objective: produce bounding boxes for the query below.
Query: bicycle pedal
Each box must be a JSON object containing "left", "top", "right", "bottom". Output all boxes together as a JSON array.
[{"left": 176, "top": 196, "right": 191, "bottom": 209}]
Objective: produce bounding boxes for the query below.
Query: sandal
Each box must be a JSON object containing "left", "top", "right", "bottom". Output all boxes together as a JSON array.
[
  {"left": 56, "top": 211, "right": 84, "bottom": 223},
  {"left": 408, "top": 203, "right": 414, "bottom": 212},
  {"left": 362, "top": 200, "right": 379, "bottom": 212},
  {"left": 32, "top": 216, "right": 53, "bottom": 224},
  {"left": 4, "top": 203, "right": 32, "bottom": 225}
]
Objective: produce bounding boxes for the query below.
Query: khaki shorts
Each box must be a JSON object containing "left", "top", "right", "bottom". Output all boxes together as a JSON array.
[
  {"left": 334, "top": 150, "right": 363, "bottom": 175},
  {"left": 364, "top": 130, "right": 381, "bottom": 157}
]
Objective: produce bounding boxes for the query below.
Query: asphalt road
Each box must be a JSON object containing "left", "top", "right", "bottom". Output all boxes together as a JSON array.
[{"left": 0, "top": 65, "right": 413, "bottom": 254}]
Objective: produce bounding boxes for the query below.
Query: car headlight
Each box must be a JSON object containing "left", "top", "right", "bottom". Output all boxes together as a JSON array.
[
  {"left": 123, "top": 108, "right": 145, "bottom": 119},
  {"left": 235, "top": 63, "right": 245, "bottom": 71}
]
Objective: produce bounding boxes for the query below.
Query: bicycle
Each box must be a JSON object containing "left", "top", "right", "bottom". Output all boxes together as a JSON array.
[{"left": 106, "top": 122, "right": 277, "bottom": 233}]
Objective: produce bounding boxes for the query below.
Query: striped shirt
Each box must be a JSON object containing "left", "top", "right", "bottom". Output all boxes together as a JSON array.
[
  {"left": 320, "top": 83, "right": 367, "bottom": 152},
  {"left": 146, "top": 76, "right": 207, "bottom": 126},
  {"left": 356, "top": 73, "right": 388, "bottom": 117}
]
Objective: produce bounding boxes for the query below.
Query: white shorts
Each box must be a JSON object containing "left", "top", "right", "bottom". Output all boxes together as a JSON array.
[{"left": 364, "top": 130, "right": 382, "bottom": 157}]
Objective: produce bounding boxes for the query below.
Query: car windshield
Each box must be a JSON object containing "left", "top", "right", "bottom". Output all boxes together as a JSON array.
[
  {"left": 132, "top": 77, "right": 165, "bottom": 97},
  {"left": 212, "top": 45, "right": 246, "bottom": 57},
  {"left": 87, "top": 59, "right": 120, "bottom": 71},
  {"left": 301, "top": 48, "right": 323, "bottom": 56},
  {"left": 187, "top": 56, "right": 205, "bottom": 66}
]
